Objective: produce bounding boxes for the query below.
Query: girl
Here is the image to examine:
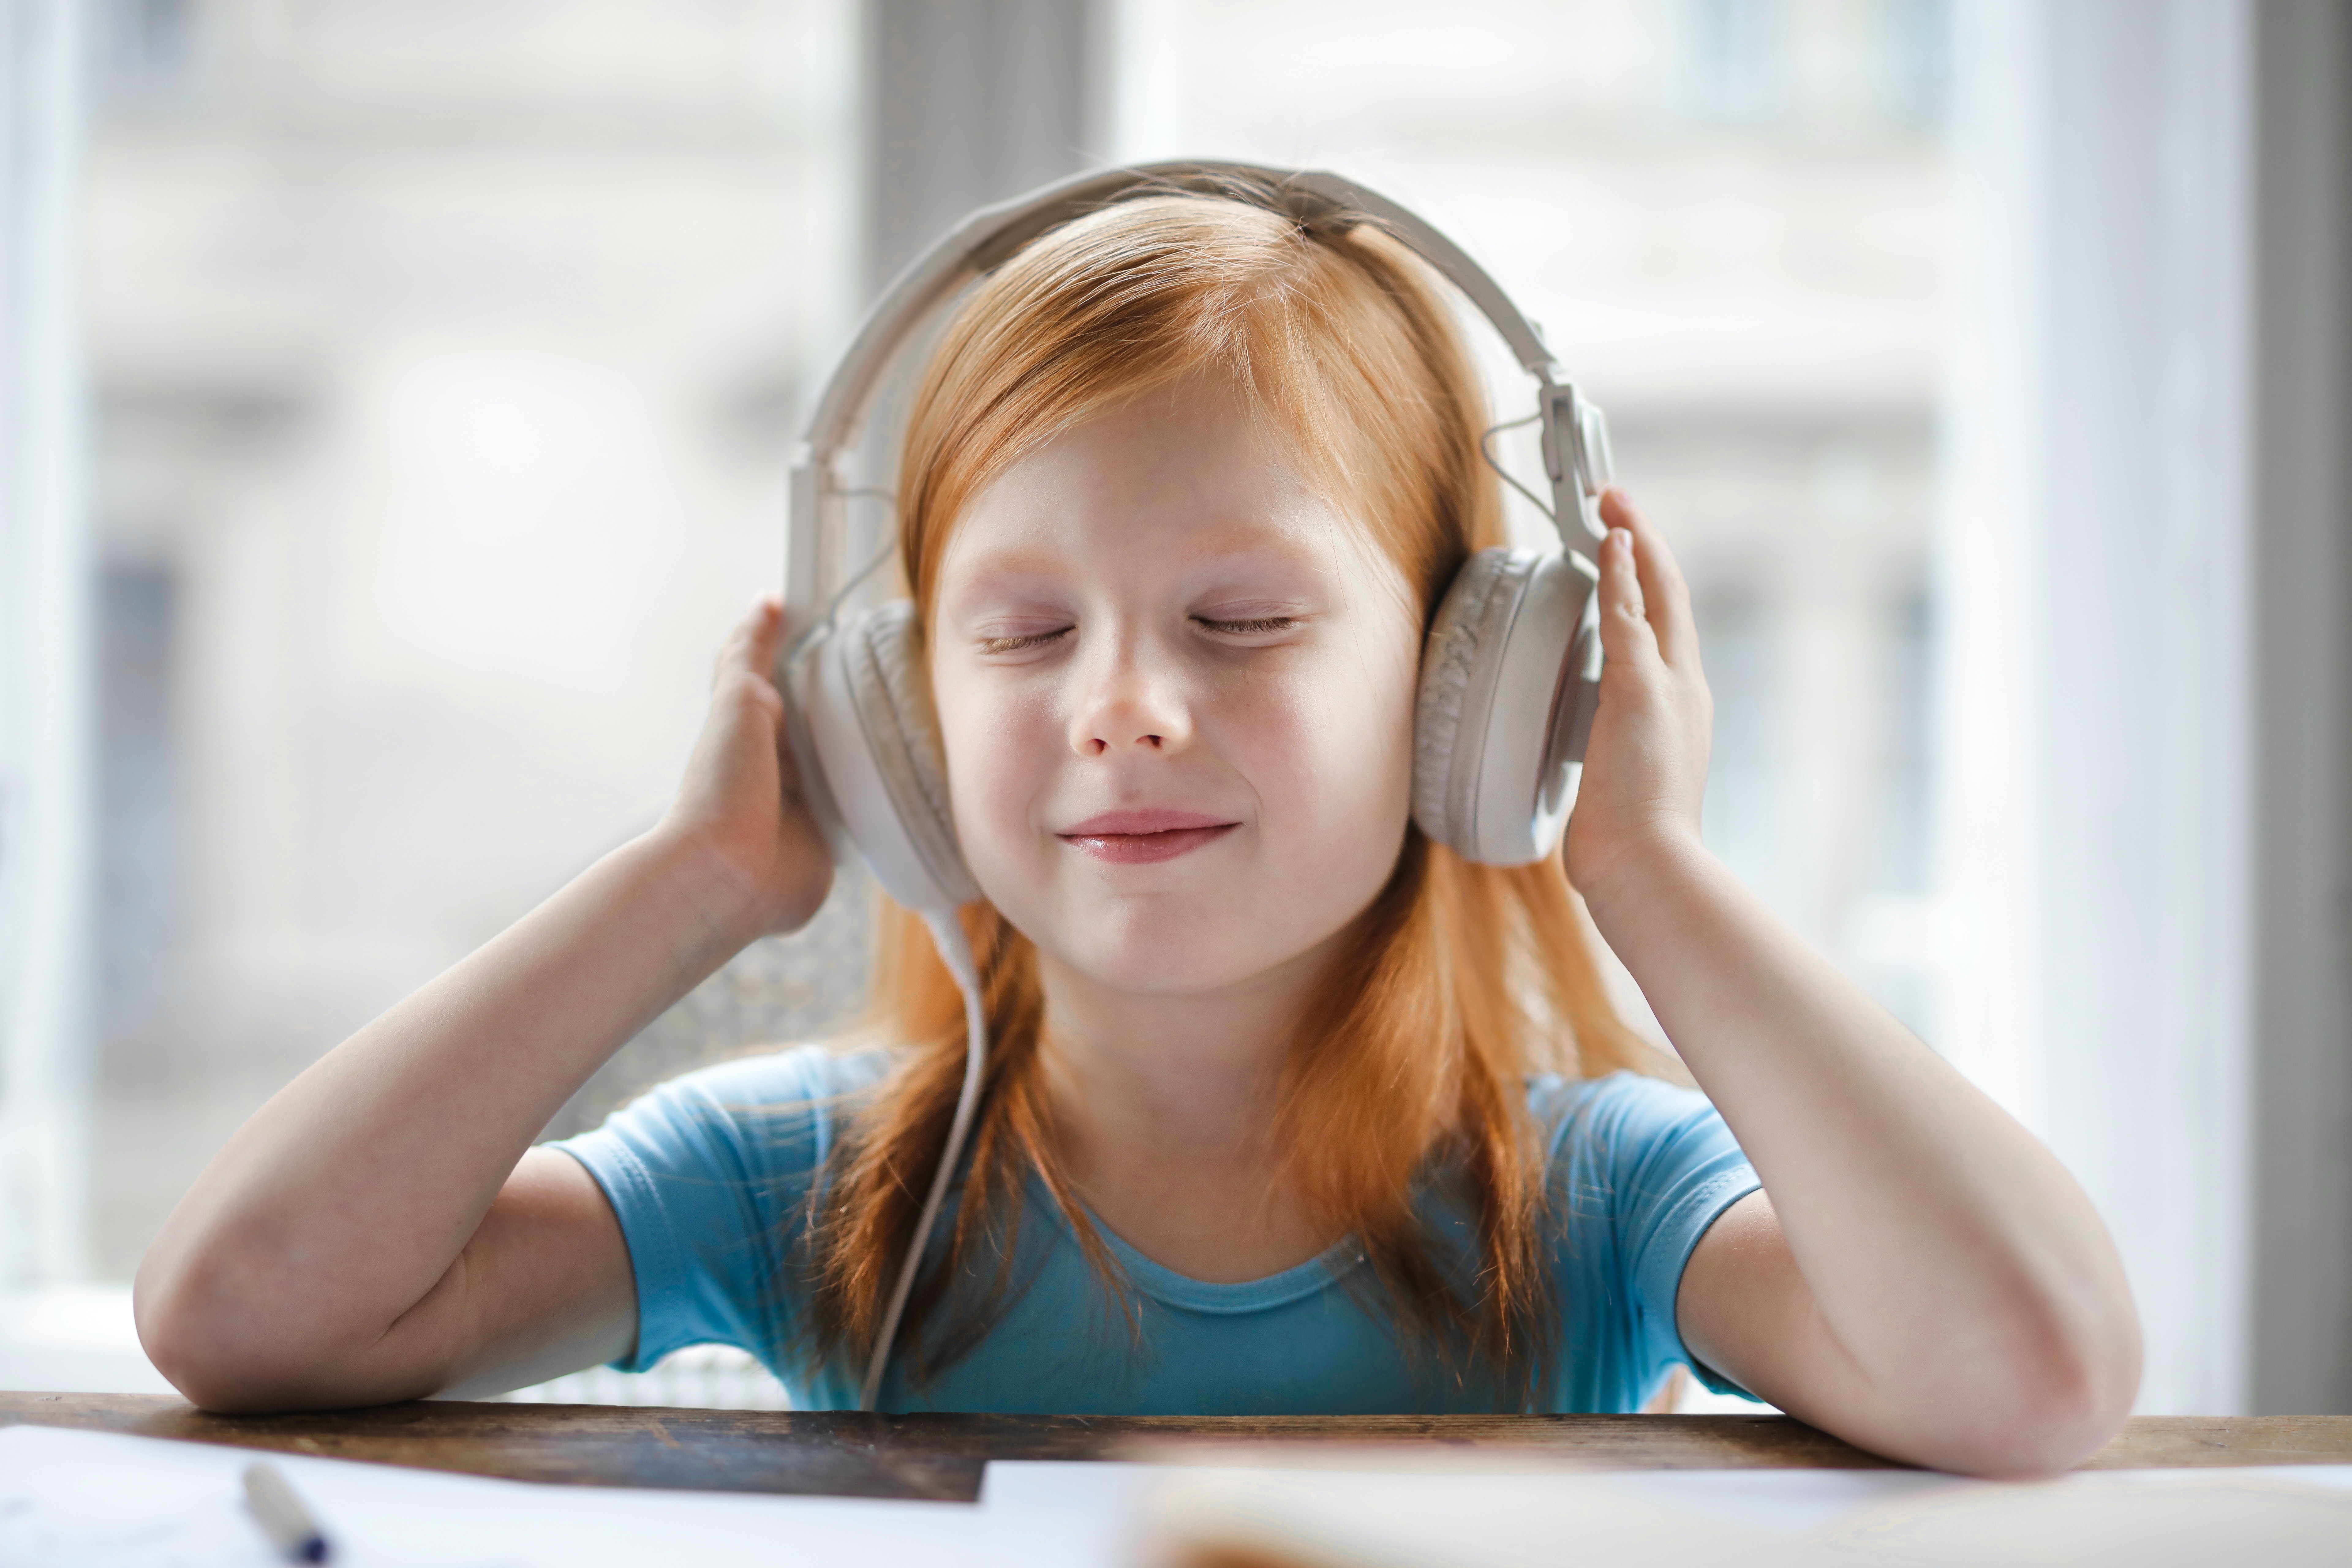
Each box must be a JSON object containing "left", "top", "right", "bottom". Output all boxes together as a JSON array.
[{"left": 136, "top": 187, "right": 2140, "bottom": 1476}]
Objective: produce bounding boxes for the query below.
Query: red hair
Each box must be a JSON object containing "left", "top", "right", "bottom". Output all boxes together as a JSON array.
[{"left": 803, "top": 181, "right": 1670, "bottom": 1403}]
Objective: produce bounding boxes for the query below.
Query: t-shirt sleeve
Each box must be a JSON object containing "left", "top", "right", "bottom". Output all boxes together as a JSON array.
[
  {"left": 546, "top": 1046, "right": 876, "bottom": 1374},
  {"left": 1543, "top": 1071, "right": 1764, "bottom": 1405}
]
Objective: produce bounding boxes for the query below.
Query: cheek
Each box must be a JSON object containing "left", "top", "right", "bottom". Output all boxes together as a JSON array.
[
  {"left": 933, "top": 664, "right": 1055, "bottom": 875},
  {"left": 1231, "top": 636, "right": 1419, "bottom": 845}
]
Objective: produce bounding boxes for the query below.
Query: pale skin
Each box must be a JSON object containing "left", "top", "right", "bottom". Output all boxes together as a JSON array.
[{"left": 136, "top": 384, "right": 2140, "bottom": 1475}]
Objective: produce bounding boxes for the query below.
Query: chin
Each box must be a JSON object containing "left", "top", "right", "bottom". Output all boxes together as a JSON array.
[
  {"left": 1063, "top": 944, "right": 1272, "bottom": 997},
  {"left": 1071, "top": 921, "right": 1253, "bottom": 993},
  {"left": 1035, "top": 900, "right": 1314, "bottom": 998}
]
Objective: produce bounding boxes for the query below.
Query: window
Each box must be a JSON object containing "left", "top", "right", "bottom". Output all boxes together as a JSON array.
[{"left": 1152, "top": 0, "right": 1947, "bottom": 1031}]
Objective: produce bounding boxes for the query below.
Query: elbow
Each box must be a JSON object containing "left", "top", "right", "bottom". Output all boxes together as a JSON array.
[
  {"left": 134, "top": 1245, "right": 339, "bottom": 1413},
  {"left": 134, "top": 1255, "right": 266, "bottom": 1412},
  {"left": 1944, "top": 1342, "right": 2140, "bottom": 1479},
  {"left": 1912, "top": 1295, "right": 2144, "bottom": 1478},
  {"left": 136, "top": 1235, "right": 451, "bottom": 1414}
]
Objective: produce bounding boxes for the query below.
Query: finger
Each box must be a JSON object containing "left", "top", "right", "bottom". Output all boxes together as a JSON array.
[
  {"left": 1600, "top": 489, "right": 1701, "bottom": 672},
  {"left": 1594, "top": 524, "right": 1660, "bottom": 672},
  {"left": 713, "top": 595, "right": 785, "bottom": 688},
  {"left": 740, "top": 594, "right": 787, "bottom": 673}
]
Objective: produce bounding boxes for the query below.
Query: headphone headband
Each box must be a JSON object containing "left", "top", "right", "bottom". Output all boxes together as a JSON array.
[{"left": 785, "top": 161, "right": 1613, "bottom": 620}]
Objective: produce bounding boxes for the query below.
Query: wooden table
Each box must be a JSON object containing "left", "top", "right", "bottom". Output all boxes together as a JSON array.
[{"left": 9, "top": 1395, "right": 2351, "bottom": 1502}]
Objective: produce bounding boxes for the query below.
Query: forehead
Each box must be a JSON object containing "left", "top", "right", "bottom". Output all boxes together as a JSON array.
[{"left": 935, "top": 386, "right": 1369, "bottom": 586}]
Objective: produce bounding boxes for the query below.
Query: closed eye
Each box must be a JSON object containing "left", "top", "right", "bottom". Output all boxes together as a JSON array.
[
  {"left": 1195, "top": 615, "right": 1297, "bottom": 637},
  {"left": 976, "top": 627, "right": 1072, "bottom": 656}
]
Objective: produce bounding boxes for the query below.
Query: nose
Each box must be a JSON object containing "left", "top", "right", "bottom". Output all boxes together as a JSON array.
[{"left": 1068, "top": 628, "right": 1193, "bottom": 759}]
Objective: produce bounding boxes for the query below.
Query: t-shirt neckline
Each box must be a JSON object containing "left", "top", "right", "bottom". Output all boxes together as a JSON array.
[{"left": 1023, "top": 1171, "right": 1368, "bottom": 1315}]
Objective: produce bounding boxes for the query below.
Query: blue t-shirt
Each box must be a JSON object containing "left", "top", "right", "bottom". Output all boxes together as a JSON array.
[{"left": 552, "top": 1045, "right": 1760, "bottom": 1413}]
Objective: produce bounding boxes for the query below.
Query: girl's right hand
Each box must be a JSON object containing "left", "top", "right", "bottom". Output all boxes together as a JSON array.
[{"left": 656, "top": 596, "right": 834, "bottom": 939}]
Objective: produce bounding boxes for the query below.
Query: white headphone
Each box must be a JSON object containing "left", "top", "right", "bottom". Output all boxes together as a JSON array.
[{"left": 778, "top": 163, "right": 1613, "bottom": 1408}]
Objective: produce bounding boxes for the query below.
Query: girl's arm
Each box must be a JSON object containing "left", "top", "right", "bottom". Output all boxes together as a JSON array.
[
  {"left": 134, "top": 600, "right": 831, "bottom": 1412},
  {"left": 1566, "top": 492, "right": 2141, "bottom": 1477}
]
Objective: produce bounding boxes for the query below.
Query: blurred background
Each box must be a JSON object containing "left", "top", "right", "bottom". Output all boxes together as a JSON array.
[{"left": 2, "top": 0, "right": 2345, "bottom": 1419}]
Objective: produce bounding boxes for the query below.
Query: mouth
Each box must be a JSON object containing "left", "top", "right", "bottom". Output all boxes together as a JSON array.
[{"left": 1057, "top": 809, "right": 1241, "bottom": 865}]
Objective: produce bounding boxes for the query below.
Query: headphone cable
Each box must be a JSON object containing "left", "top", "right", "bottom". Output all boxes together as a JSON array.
[
  {"left": 857, "top": 910, "right": 989, "bottom": 1411},
  {"left": 1479, "top": 411, "right": 1555, "bottom": 524}
]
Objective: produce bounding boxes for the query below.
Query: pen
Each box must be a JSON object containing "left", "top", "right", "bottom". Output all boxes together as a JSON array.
[{"left": 243, "top": 1458, "right": 335, "bottom": 1564}]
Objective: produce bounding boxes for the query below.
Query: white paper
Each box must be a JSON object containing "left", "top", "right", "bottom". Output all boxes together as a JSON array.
[
  {"left": 9, "top": 1424, "right": 2351, "bottom": 1568},
  {"left": 0, "top": 1427, "right": 1131, "bottom": 1568}
]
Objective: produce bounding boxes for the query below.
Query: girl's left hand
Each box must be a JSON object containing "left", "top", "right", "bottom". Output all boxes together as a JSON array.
[{"left": 1562, "top": 488, "right": 1714, "bottom": 912}]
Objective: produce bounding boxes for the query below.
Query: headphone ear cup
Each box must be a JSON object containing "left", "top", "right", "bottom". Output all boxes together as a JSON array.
[
  {"left": 1414, "top": 548, "right": 1521, "bottom": 851},
  {"left": 793, "top": 600, "right": 978, "bottom": 912},
  {"left": 1413, "top": 548, "right": 1602, "bottom": 865}
]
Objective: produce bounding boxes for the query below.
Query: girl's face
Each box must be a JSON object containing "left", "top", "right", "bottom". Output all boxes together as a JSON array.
[{"left": 929, "top": 383, "right": 1423, "bottom": 1000}]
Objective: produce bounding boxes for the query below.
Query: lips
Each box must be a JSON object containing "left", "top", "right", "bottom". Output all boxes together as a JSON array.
[{"left": 1057, "top": 808, "right": 1240, "bottom": 865}]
